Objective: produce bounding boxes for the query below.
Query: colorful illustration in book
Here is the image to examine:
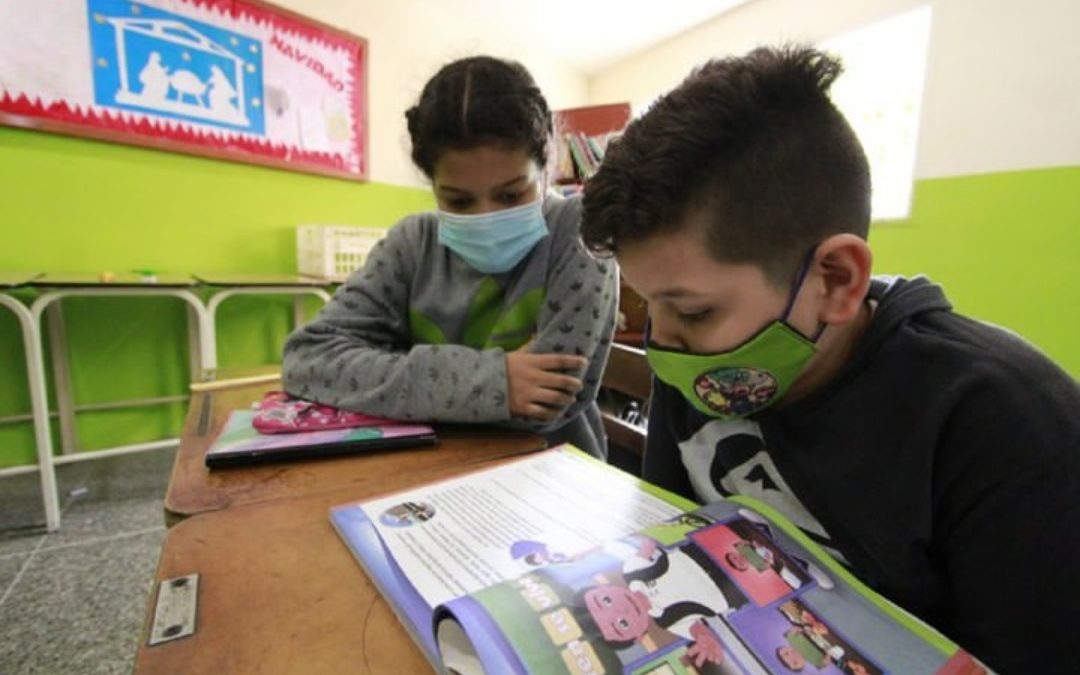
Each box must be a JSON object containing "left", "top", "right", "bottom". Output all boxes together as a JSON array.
[
  {"left": 510, "top": 540, "right": 571, "bottom": 567},
  {"left": 509, "top": 512, "right": 717, "bottom": 575},
  {"left": 532, "top": 535, "right": 752, "bottom": 672},
  {"left": 736, "top": 508, "right": 835, "bottom": 590},
  {"left": 640, "top": 512, "right": 715, "bottom": 546},
  {"left": 727, "top": 597, "right": 883, "bottom": 674},
  {"left": 379, "top": 501, "right": 436, "bottom": 527},
  {"left": 692, "top": 520, "right": 811, "bottom": 606}
]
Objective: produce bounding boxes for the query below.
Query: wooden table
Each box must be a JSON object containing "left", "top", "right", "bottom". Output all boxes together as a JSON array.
[
  {"left": 141, "top": 375, "right": 547, "bottom": 673},
  {"left": 164, "top": 375, "right": 548, "bottom": 525},
  {"left": 137, "top": 484, "right": 452, "bottom": 674}
]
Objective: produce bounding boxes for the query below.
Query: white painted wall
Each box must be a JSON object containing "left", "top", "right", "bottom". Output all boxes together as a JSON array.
[
  {"left": 588, "top": 0, "right": 1080, "bottom": 179},
  {"left": 272, "top": 0, "right": 589, "bottom": 187}
]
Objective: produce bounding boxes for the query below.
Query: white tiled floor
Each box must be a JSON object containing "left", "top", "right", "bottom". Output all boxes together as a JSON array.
[{"left": 0, "top": 448, "right": 175, "bottom": 675}]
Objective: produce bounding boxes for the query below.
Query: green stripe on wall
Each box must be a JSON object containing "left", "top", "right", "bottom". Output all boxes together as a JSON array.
[
  {"left": 871, "top": 166, "right": 1078, "bottom": 378},
  {"left": 0, "top": 127, "right": 433, "bottom": 467},
  {"left": 0, "top": 127, "right": 1075, "bottom": 468}
]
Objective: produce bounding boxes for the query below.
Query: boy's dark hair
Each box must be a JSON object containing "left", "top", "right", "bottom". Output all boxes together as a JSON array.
[
  {"left": 405, "top": 56, "right": 553, "bottom": 179},
  {"left": 581, "top": 45, "right": 871, "bottom": 284}
]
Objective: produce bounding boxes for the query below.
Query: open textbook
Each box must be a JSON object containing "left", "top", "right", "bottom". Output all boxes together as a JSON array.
[{"left": 330, "top": 446, "right": 989, "bottom": 675}]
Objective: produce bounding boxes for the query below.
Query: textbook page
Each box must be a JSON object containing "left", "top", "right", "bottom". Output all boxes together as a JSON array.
[{"left": 360, "top": 447, "right": 690, "bottom": 607}]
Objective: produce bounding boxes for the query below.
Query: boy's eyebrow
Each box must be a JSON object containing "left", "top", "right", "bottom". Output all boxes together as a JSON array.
[{"left": 652, "top": 287, "right": 704, "bottom": 300}]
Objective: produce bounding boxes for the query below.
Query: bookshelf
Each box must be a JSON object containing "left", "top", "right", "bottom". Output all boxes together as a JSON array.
[
  {"left": 552, "top": 102, "right": 631, "bottom": 192},
  {"left": 551, "top": 103, "right": 644, "bottom": 346}
]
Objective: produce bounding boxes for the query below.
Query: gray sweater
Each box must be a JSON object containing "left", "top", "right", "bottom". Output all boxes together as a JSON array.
[{"left": 282, "top": 194, "right": 619, "bottom": 457}]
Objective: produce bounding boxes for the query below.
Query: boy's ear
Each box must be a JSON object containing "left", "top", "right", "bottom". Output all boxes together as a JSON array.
[{"left": 813, "top": 234, "right": 872, "bottom": 325}]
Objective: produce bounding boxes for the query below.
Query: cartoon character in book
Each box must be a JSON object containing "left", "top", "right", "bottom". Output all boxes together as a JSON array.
[
  {"left": 577, "top": 537, "right": 749, "bottom": 672},
  {"left": 775, "top": 600, "right": 878, "bottom": 674},
  {"left": 776, "top": 627, "right": 839, "bottom": 671},
  {"left": 511, "top": 540, "right": 570, "bottom": 567},
  {"left": 640, "top": 512, "right": 714, "bottom": 547},
  {"left": 842, "top": 658, "right": 873, "bottom": 675},
  {"left": 726, "top": 538, "right": 776, "bottom": 572}
]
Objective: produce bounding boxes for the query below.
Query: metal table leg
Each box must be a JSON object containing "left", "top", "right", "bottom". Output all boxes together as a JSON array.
[{"left": 0, "top": 294, "right": 60, "bottom": 532}]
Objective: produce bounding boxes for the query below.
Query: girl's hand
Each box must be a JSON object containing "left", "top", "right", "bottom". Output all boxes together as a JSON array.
[{"left": 505, "top": 341, "right": 587, "bottom": 420}]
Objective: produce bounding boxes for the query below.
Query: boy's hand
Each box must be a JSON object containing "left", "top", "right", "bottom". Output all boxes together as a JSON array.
[{"left": 506, "top": 341, "right": 587, "bottom": 421}]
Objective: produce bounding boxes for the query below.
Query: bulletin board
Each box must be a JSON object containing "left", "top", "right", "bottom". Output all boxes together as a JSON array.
[{"left": 0, "top": 0, "right": 368, "bottom": 180}]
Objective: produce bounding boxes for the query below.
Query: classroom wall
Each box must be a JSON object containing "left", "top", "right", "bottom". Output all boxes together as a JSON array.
[
  {"left": 271, "top": 0, "right": 589, "bottom": 187},
  {"left": 587, "top": 0, "right": 1080, "bottom": 376},
  {"left": 3, "top": 1, "right": 1076, "bottom": 468},
  {"left": 0, "top": 0, "right": 589, "bottom": 468},
  {"left": 0, "top": 128, "right": 436, "bottom": 467}
]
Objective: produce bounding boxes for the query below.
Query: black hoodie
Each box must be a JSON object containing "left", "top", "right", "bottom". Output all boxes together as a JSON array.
[{"left": 644, "top": 276, "right": 1080, "bottom": 673}]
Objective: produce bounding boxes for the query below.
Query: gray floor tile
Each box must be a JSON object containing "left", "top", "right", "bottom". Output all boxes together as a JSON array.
[
  {"left": 0, "top": 553, "right": 32, "bottom": 602},
  {"left": 0, "top": 528, "right": 45, "bottom": 558},
  {"left": 0, "top": 471, "right": 53, "bottom": 554},
  {"left": 38, "top": 495, "right": 166, "bottom": 551},
  {"left": 56, "top": 447, "right": 177, "bottom": 504},
  {"left": 0, "top": 528, "right": 165, "bottom": 675},
  {"left": 1, "top": 447, "right": 176, "bottom": 549}
]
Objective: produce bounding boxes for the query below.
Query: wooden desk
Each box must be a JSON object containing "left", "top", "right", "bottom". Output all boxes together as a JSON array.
[
  {"left": 164, "top": 376, "right": 548, "bottom": 525},
  {"left": 138, "top": 483, "right": 459, "bottom": 674},
  {"left": 0, "top": 272, "right": 43, "bottom": 287}
]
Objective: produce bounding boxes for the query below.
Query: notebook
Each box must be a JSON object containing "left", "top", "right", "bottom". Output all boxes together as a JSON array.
[{"left": 204, "top": 410, "right": 438, "bottom": 468}]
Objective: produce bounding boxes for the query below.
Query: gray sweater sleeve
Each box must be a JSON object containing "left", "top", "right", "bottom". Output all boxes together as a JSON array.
[
  {"left": 500, "top": 203, "right": 620, "bottom": 434},
  {"left": 281, "top": 221, "right": 511, "bottom": 423}
]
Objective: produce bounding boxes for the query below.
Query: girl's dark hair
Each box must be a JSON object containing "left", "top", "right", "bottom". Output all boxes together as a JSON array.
[{"left": 405, "top": 56, "right": 553, "bottom": 179}]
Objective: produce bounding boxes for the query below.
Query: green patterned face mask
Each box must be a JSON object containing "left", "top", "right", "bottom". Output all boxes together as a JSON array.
[{"left": 645, "top": 257, "right": 823, "bottom": 419}]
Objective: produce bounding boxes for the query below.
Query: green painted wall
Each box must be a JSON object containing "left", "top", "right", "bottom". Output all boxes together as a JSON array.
[
  {"left": 0, "top": 127, "right": 434, "bottom": 467},
  {"left": 871, "top": 166, "right": 1079, "bottom": 378},
  {"left": 0, "top": 127, "right": 1075, "bottom": 468}
]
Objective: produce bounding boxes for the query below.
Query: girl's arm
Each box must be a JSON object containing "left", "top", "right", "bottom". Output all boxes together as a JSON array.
[{"left": 282, "top": 220, "right": 512, "bottom": 423}]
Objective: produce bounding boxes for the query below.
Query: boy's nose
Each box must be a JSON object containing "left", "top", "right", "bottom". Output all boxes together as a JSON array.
[{"left": 647, "top": 315, "right": 686, "bottom": 351}]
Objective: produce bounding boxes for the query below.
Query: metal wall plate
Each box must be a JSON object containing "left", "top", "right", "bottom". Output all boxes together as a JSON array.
[{"left": 148, "top": 573, "right": 199, "bottom": 646}]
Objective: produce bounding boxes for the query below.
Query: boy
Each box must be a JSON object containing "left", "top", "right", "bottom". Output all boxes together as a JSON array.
[{"left": 581, "top": 45, "right": 1079, "bottom": 673}]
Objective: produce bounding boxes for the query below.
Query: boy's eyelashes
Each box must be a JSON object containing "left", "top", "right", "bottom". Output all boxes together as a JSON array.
[{"left": 675, "top": 308, "right": 713, "bottom": 323}]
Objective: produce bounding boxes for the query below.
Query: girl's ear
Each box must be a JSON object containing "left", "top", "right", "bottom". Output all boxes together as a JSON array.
[{"left": 813, "top": 233, "right": 873, "bottom": 325}]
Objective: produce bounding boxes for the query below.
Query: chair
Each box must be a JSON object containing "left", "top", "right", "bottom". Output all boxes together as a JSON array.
[{"left": 599, "top": 342, "right": 652, "bottom": 462}]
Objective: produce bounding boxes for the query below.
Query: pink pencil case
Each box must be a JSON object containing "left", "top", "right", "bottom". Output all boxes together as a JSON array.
[{"left": 252, "top": 391, "right": 398, "bottom": 434}]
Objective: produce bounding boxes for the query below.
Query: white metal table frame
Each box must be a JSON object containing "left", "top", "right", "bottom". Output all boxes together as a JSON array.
[
  {"left": 0, "top": 292, "right": 60, "bottom": 531},
  {"left": 7, "top": 279, "right": 330, "bottom": 532},
  {"left": 204, "top": 285, "right": 332, "bottom": 361},
  {"left": 30, "top": 286, "right": 216, "bottom": 462}
]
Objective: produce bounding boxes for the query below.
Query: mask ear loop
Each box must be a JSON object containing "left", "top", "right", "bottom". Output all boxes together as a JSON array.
[{"left": 781, "top": 248, "right": 828, "bottom": 343}]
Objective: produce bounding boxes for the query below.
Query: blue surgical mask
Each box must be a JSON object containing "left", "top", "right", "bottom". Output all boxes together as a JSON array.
[{"left": 437, "top": 198, "right": 548, "bottom": 273}]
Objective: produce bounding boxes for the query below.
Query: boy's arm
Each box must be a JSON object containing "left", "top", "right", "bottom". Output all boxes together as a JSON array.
[
  {"left": 281, "top": 224, "right": 511, "bottom": 423},
  {"left": 933, "top": 379, "right": 1080, "bottom": 673}
]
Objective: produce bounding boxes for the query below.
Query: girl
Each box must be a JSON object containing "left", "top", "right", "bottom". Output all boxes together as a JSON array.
[{"left": 282, "top": 56, "right": 619, "bottom": 457}]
